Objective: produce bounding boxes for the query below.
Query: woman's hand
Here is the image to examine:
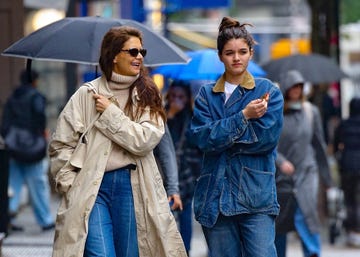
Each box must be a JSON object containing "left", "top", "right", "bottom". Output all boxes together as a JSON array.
[
  {"left": 280, "top": 160, "right": 295, "bottom": 175},
  {"left": 168, "top": 194, "right": 183, "bottom": 211},
  {"left": 93, "top": 94, "right": 111, "bottom": 113},
  {"left": 242, "top": 98, "right": 268, "bottom": 120}
]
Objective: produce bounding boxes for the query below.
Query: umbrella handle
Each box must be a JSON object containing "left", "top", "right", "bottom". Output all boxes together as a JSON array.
[{"left": 26, "top": 59, "right": 33, "bottom": 82}]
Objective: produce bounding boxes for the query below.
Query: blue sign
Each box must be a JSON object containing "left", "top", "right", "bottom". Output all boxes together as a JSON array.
[
  {"left": 120, "top": 0, "right": 145, "bottom": 22},
  {"left": 166, "top": 0, "right": 230, "bottom": 11}
]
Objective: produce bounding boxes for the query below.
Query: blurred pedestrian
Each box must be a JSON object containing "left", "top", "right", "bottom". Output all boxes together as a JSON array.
[
  {"left": 187, "top": 16, "right": 284, "bottom": 257},
  {"left": 49, "top": 26, "right": 186, "bottom": 257},
  {"left": 0, "top": 136, "right": 9, "bottom": 235},
  {"left": 165, "top": 80, "right": 202, "bottom": 256},
  {"left": 1, "top": 69, "right": 54, "bottom": 232},
  {"left": 275, "top": 70, "right": 334, "bottom": 257},
  {"left": 154, "top": 124, "right": 183, "bottom": 211},
  {"left": 334, "top": 97, "right": 360, "bottom": 247}
]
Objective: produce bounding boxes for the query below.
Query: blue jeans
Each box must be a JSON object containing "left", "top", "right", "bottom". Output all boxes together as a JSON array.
[
  {"left": 275, "top": 206, "right": 321, "bottom": 257},
  {"left": 274, "top": 234, "right": 287, "bottom": 257},
  {"left": 178, "top": 201, "right": 193, "bottom": 252},
  {"left": 9, "top": 158, "right": 54, "bottom": 227},
  {"left": 84, "top": 168, "right": 139, "bottom": 257},
  {"left": 202, "top": 213, "right": 277, "bottom": 257},
  {"left": 294, "top": 206, "right": 321, "bottom": 257}
]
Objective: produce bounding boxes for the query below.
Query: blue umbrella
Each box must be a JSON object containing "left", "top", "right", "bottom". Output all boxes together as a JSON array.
[{"left": 152, "top": 48, "right": 266, "bottom": 80}]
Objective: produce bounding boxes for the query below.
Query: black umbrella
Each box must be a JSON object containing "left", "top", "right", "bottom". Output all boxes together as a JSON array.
[
  {"left": 261, "top": 53, "right": 348, "bottom": 84},
  {"left": 2, "top": 16, "right": 189, "bottom": 67}
]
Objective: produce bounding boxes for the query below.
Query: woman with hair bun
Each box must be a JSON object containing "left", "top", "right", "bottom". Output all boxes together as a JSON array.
[{"left": 188, "top": 16, "right": 284, "bottom": 257}]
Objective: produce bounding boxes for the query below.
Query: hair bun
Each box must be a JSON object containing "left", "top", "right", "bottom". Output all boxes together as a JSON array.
[{"left": 218, "top": 16, "right": 240, "bottom": 33}]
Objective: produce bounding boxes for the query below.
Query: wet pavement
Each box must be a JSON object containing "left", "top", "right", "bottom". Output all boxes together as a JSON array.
[
  {"left": 2, "top": 195, "right": 58, "bottom": 257},
  {"left": 2, "top": 194, "right": 359, "bottom": 257}
]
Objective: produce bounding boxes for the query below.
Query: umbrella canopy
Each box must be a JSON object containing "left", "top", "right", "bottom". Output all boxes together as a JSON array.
[
  {"left": 261, "top": 53, "right": 348, "bottom": 84},
  {"left": 151, "top": 48, "right": 266, "bottom": 80},
  {"left": 2, "top": 16, "right": 189, "bottom": 67}
]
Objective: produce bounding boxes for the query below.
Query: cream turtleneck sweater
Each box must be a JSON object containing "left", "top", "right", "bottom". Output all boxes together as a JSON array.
[{"left": 105, "top": 72, "right": 138, "bottom": 172}]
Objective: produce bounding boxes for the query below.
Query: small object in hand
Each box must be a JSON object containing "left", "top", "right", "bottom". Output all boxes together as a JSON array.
[{"left": 261, "top": 92, "right": 270, "bottom": 102}]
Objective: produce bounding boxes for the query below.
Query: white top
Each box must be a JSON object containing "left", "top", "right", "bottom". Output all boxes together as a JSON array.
[{"left": 224, "top": 81, "right": 238, "bottom": 103}]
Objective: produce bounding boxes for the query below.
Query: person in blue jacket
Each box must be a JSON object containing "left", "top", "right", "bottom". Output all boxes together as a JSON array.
[{"left": 187, "top": 16, "right": 284, "bottom": 257}]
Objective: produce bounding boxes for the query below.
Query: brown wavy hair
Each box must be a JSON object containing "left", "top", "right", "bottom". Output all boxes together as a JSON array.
[
  {"left": 217, "top": 16, "right": 257, "bottom": 54},
  {"left": 99, "top": 26, "right": 166, "bottom": 122}
]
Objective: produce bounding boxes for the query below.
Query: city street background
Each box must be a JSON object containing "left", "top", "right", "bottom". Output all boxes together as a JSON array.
[{"left": 2, "top": 194, "right": 359, "bottom": 257}]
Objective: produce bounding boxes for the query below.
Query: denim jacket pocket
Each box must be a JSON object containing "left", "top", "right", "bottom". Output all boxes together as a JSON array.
[
  {"left": 238, "top": 166, "right": 275, "bottom": 210},
  {"left": 193, "top": 173, "right": 212, "bottom": 220}
]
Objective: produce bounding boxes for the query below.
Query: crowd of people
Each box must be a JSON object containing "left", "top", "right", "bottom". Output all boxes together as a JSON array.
[{"left": 0, "top": 15, "right": 359, "bottom": 257}]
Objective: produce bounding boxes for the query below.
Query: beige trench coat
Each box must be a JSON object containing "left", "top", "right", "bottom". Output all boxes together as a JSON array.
[{"left": 49, "top": 76, "right": 186, "bottom": 257}]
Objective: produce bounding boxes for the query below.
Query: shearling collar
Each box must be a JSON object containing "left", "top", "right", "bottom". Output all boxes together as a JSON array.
[{"left": 213, "top": 70, "right": 255, "bottom": 93}]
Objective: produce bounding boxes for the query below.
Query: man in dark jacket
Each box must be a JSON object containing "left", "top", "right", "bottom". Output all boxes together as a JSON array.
[
  {"left": 334, "top": 97, "right": 360, "bottom": 247},
  {"left": 1, "top": 69, "right": 54, "bottom": 232}
]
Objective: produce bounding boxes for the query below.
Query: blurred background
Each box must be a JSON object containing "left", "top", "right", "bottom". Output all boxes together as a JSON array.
[
  {"left": 1, "top": 1, "right": 360, "bottom": 256},
  {"left": 1, "top": 0, "right": 359, "bottom": 132}
]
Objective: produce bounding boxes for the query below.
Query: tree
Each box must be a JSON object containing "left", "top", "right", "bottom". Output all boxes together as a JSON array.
[
  {"left": 341, "top": 0, "right": 360, "bottom": 24},
  {"left": 307, "top": 0, "right": 339, "bottom": 62}
]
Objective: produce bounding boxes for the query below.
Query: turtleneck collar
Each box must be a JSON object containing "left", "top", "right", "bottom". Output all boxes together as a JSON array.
[{"left": 110, "top": 71, "right": 139, "bottom": 86}]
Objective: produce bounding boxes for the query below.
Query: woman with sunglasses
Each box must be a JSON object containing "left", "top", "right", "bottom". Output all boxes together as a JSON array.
[
  {"left": 49, "top": 26, "right": 187, "bottom": 257},
  {"left": 188, "top": 16, "right": 284, "bottom": 257}
]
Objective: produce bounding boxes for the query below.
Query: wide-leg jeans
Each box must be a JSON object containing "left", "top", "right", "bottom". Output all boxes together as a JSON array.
[{"left": 84, "top": 167, "right": 139, "bottom": 257}]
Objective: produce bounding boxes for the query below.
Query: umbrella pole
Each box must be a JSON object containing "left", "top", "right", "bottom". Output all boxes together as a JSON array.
[{"left": 26, "top": 59, "right": 32, "bottom": 82}]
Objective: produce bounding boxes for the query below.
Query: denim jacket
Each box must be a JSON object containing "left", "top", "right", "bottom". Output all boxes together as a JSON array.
[{"left": 188, "top": 72, "right": 284, "bottom": 228}]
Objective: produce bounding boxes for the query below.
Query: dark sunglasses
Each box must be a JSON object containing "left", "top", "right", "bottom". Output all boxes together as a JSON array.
[{"left": 120, "top": 48, "right": 147, "bottom": 57}]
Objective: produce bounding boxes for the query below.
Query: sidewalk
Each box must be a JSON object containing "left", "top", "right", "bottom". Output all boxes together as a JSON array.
[
  {"left": 190, "top": 221, "right": 360, "bottom": 257},
  {"left": 2, "top": 194, "right": 360, "bottom": 257},
  {"left": 2, "top": 194, "right": 59, "bottom": 257}
]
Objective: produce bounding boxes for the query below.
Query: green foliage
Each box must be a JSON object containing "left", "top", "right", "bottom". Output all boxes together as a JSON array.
[{"left": 341, "top": 0, "right": 360, "bottom": 24}]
